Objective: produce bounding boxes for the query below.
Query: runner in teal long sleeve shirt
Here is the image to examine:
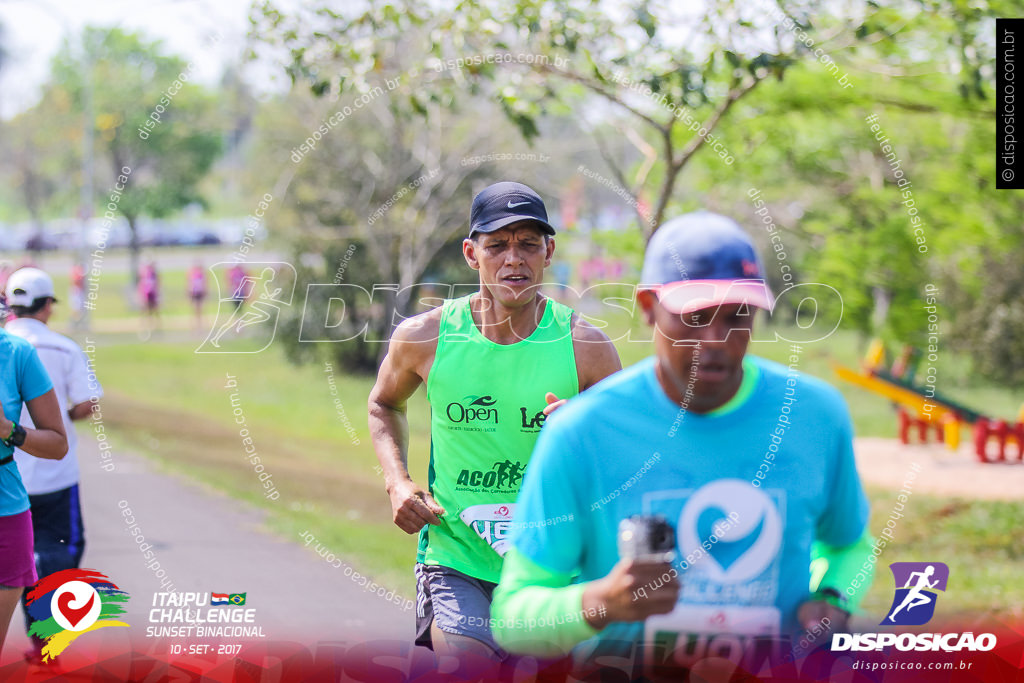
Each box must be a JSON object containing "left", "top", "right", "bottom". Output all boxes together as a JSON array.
[{"left": 492, "top": 212, "right": 875, "bottom": 672}]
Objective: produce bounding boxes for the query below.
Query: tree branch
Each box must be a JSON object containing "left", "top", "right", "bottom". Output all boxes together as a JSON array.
[
  {"left": 650, "top": 74, "right": 764, "bottom": 234},
  {"left": 537, "top": 63, "right": 669, "bottom": 134}
]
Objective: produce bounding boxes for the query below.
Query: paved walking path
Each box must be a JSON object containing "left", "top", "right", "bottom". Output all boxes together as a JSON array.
[{"left": 1, "top": 429, "right": 411, "bottom": 674}]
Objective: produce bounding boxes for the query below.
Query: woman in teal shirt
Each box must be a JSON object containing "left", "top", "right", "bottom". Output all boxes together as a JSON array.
[{"left": 0, "top": 326, "right": 68, "bottom": 657}]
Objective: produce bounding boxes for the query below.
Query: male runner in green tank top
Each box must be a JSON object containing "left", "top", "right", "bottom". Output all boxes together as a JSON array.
[{"left": 368, "top": 181, "right": 621, "bottom": 660}]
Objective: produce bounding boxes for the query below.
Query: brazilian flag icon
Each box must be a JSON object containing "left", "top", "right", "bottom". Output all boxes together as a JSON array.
[{"left": 228, "top": 593, "right": 246, "bottom": 606}]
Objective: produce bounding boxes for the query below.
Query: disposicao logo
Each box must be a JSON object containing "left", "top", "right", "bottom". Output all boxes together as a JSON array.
[
  {"left": 24, "top": 569, "right": 130, "bottom": 662},
  {"left": 883, "top": 561, "right": 948, "bottom": 626},
  {"left": 832, "top": 561, "right": 997, "bottom": 653}
]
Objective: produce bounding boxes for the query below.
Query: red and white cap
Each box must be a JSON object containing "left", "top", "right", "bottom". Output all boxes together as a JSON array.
[{"left": 640, "top": 211, "right": 773, "bottom": 316}]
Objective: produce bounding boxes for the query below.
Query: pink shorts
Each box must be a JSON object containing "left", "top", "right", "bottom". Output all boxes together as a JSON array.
[{"left": 0, "top": 510, "right": 37, "bottom": 588}]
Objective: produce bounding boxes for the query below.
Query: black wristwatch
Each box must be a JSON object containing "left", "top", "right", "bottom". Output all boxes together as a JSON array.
[{"left": 3, "top": 422, "right": 27, "bottom": 448}]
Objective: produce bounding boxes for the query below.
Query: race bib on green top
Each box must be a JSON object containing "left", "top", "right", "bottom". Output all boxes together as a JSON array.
[{"left": 459, "top": 503, "right": 517, "bottom": 557}]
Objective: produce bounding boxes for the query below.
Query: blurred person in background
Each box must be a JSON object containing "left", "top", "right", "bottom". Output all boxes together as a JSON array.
[
  {"left": 69, "top": 263, "right": 87, "bottom": 330},
  {"left": 5, "top": 267, "right": 103, "bottom": 664},
  {"left": 0, "top": 273, "right": 68, "bottom": 657},
  {"left": 0, "top": 262, "right": 13, "bottom": 309},
  {"left": 137, "top": 261, "right": 160, "bottom": 337},
  {"left": 227, "top": 263, "right": 249, "bottom": 311},
  {"left": 187, "top": 261, "right": 208, "bottom": 330}
]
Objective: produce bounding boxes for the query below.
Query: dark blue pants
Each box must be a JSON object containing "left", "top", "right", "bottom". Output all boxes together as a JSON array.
[{"left": 21, "top": 484, "right": 85, "bottom": 651}]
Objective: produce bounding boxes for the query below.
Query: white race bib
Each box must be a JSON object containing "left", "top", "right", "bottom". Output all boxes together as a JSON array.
[
  {"left": 644, "top": 604, "right": 782, "bottom": 671},
  {"left": 646, "top": 604, "right": 781, "bottom": 639},
  {"left": 459, "top": 503, "right": 516, "bottom": 556}
]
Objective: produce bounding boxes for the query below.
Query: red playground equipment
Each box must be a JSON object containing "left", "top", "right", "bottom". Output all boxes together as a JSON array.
[
  {"left": 973, "top": 417, "right": 1024, "bottom": 463},
  {"left": 835, "top": 341, "right": 1023, "bottom": 464}
]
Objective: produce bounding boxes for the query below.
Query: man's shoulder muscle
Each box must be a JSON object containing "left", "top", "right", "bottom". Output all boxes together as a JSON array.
[
  {"left": 569, "top": 312, "right": 620, "bottom": 388},
  {"left": 569, "top": 313, "right": 611, "bottom": 344},
  {"left": 389, "top": 306, "right": 442, "bottom": 380}
]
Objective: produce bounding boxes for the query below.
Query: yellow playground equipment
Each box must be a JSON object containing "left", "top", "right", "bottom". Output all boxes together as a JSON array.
[{"left": 834, "top": 341, "right": 1023, "bottom": 463}]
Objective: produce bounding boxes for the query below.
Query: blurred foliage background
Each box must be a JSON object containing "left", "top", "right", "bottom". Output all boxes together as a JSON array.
[{"left": 2, "top": 0, "right": 1020, "bottom": 383}]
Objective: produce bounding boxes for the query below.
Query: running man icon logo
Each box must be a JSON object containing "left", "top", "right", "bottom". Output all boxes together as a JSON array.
[
  {"left": 196, "top": 262, "right": 296, "bottom": 354},
  {"left": 882, "top": 562, "right": 949, "bottom": 626}
]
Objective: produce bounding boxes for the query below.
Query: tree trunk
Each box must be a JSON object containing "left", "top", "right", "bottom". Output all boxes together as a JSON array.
[
  {"left": 871, "top": 286, "right": 891, "bottom": 333},
  {"left": 21, "top": 163, "right": 46, "bottom": 256},
  {"left": 126, "top": 213, "right": 141, "bottom": 288}
]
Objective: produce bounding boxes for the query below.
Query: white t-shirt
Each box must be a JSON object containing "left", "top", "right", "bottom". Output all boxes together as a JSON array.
[{"left": 8, "top": 317, "right": 103, "bottom": 495}]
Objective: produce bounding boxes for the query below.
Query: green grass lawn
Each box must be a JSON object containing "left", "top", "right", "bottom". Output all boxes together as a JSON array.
[
  {"left": 859, "top": 488, "right": 1024, "bottom": 621},
  {"left": 91, "top": 340, "right": 422, "bottom": 594},
  {"left": 82, "top": 318, "right": 1022, "bottom": 616}
]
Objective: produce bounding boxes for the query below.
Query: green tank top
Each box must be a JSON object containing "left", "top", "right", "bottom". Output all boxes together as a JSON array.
[{"left": 419, "top": 294, "right": 579, "bottom": 583}]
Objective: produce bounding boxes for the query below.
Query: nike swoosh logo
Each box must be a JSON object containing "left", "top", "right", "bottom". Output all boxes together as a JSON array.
[{"left": 507, "top": 200, "right": 531, "bottom": 208}]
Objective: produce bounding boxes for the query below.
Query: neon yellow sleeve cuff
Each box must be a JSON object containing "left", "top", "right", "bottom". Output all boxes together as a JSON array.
[
  {"left": 491, "top": 549, "right": 600, "bottom": 657},
  {"left": 811, "top": 529, "right": 876, "bottom": 611}
]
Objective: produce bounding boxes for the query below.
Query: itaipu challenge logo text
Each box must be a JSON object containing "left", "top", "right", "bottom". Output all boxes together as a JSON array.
[
  {"left": 147, "top": 591, "right": 265, "bottom": 638},
  {"left": 24, "top": 569, "right": 129, "bottom": 661}
]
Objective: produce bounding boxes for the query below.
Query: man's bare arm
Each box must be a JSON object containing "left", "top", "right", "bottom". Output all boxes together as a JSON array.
[
  {"left": 543, "top": 315, "right": 622, "bottom": 415},
  {"left": 572, "top": 315, "right": 622, "bottom": 390},
  {"left": 367, "top": 310, "right": 446, "bottom": 534},
  {"left": 69, "top": 401, "right": 93, "bottom": 421}
]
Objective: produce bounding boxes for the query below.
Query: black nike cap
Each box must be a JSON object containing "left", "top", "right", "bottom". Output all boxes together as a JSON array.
[{"left": 469, "top": 181, "right": 556, "bottom": 238}]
